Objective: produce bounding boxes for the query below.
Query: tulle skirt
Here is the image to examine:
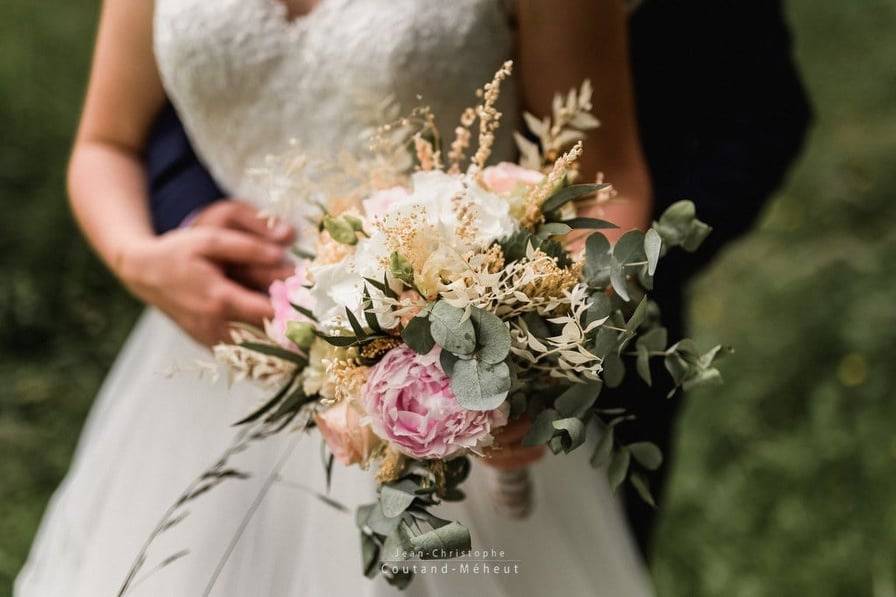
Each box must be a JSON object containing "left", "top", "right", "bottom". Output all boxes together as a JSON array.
[{"left": 15, "top": 309, "right": 653, "bottom": 596}]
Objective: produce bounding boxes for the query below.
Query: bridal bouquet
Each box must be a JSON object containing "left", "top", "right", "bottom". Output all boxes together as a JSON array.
[{"left": 204, "top": 62, "right": 724, "bottom": 589}]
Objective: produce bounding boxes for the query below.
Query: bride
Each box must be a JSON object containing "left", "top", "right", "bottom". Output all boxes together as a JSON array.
[{"left": 16, "top": 0, "right": 654, "bottom": 595}]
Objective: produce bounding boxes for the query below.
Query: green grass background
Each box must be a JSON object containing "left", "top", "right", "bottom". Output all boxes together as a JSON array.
[{"left": 1, "top": 1, "right": 894, "bottom": 595}]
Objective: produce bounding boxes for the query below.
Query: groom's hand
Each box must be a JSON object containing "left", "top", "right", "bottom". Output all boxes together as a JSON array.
[{"left": 191, "top": 200, "right": 296, "bottom": 291}]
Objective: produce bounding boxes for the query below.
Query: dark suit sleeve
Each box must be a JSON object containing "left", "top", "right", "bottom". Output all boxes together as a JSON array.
[
  {"left": 145, "top": 102, "right": 224, "bottom": 234},
  {"left": 631, "top": 0, "right": 813, "bottom": 278}
]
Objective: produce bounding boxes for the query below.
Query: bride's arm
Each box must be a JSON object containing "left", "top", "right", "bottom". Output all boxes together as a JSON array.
[
  {"left": 516, "top": 0, "right": 652, "bottom": 240},
  {"left": 69, "top": 0, "right": 284, "bottom": 344}
]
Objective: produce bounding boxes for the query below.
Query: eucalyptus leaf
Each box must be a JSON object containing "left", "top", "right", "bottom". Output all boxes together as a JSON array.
[
  {"left": 522, "top": 408, "right": 559, "bottom": 446},
  {"left": 609, "top": 264, "right": 631, "bottom": 302},
  {"left": 470, "top": 307, "right": 511, "bottom": 364},
  {"left": 361, "top": 533, "right": 380, "bottom": 578},
  {"left": 401, "top": 316, "right": 435, "bottom": 355},
  {"left": 590, "top": 426, "right": 614, "bottom": 468},
  {"left": 555, "top": 382, "right": 602, "bottom": 418},
  {"left": 608, "top": 447, "right": 631, "bottom": 492},
  {"left": 613, "top": 230, "right": 646, "bottom": 265},
  {"left": 602, "top": 353, "right": 625, "bottom": 388},
  {"left": 552, "top": 417, "right": 587, "bottom": 453},
  {"left": 450, "top": 359, "right": 511, "bottom": 411},
  {"left": 429, "top": 301, "right": 476, "bottom": 355},
  {"left": 637, "top": 327, "right": 668, "bottom": 353},
  {"left": 626, "top": 296, "right": 649, "bottom": 333},
  {"left": 408, "top": 521, "right": 472, "bottom": 559},
  {"left": 592, "top": 327, "right": 619, "bottom": 359},
  {"left": 644, "top": 228, "right": 662, "bottom": 276},
  {"left": 628, "top": 441, "right": 663, "bottom": 471},
  {"left": 636, "top": 343, "right": 652, "bottom": 386},
  {"left": 537, "top": 222, "right": 572, "bottom": 238},
  {"left": 381, "top": 485, "right": 417, "bottom": 518},
  {"left": 630, "top": 472, "right": 656, "bottom": 508},
  {"left": 440, "top": 350, "right": 458, "bottom": 375}
]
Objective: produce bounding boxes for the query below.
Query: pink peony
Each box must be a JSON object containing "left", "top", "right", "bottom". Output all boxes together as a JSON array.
[
  {"left": 268, "top": 259, "right": 314, "bottom": 348},
  {"left": 362, "top": 346, "right": 508, "bottom": 459},
  {"left": 314, "top": 398, "right": 380, "bottom": 466},
  {"left": 362, "top": 186, "right": 409, "bottom": 221},
  {"left": 481, "top": 162, "right": 544, "bottom": 194}
]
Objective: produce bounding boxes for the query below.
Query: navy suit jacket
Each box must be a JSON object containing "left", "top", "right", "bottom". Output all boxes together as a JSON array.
[{"left": 144, "top": 0, "right": 811, "bottom": 558}]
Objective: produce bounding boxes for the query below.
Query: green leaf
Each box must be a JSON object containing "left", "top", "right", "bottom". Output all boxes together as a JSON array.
[
  {"left": 239, "top": 342, "right": 307, "bottom": 366},
  {"left": 613, "top": 230, "right": 646, "bottom": 265},
  {"left": 389, "top": 251, "right": 415, "bottom": 287},
  {"left": 429, "top": 302, "right": 476, "bottom": 356},
  {"left": 560, "top": 217, "right": 619, "bottom": 230},
  {"left": 522, "top": 408, "right": 559, "bottom": 446},
  {"left": 683, "top": 220, "right": 713, "bottom": 252},
  {"left": 537, "top": 222, "right": 572, "bottom": 238},
  {"left": 439, "top": 350, "right": 458, "bottom": 375},
  {"left": 629, "top": 441, "right": 663, "bottom": 471},
  {"left": 360, "top": 533, "right": 380, "bottom": 578},
  {"left": 637, "top": 327, "right": 668, "bottom": 353},
  {"left": 592, "top": 327, "right": 619, "bottom": 358},
  {"left": 636, "top": 343, "right": 652, "bottom": 386},
  {"left": 364, "top": 276, "right": 398, "bottom": 300},
  {"left": 401, "top": 316, "right": 435, "bottom": 355},
  {"left": 590, "top": 426, "right": 614, "bottom": 468},
  {"left": 380, "top": 485, "right": 417, "bottom": 518},
  {"left": 522, "top": 311, "right": 551, "bottom": 339},
  {"left": 408, "top": 521, "right": 472, "bottom": 559},
  {"left": 555, "top": 382, "right": 602, "bottom": 418},
  {"left": 450, "top": 359, "right": 511, "bottom": 411},
  {"left": 552, "top": 417, "right": 587, "bottom": 453},
  {"left": 361, "top": 287, "right": 382, "bottom": 333},
  {"left": 232, "top": 374, "right": 296, "bottom": 426},
  {"left": 607, "top": 447, "right": 631, "bottom": 492},
  {"left": 315, "top": 333, "right": 359, "bottom": 347},
  {"left": 609, "top": 264, "right": 631, "bottom": 302},
  {"left": 625, "top": 296, "right": 649, "bottom": 333},
  {"left": 344, "top": 307, "right": 367, "bottom": 339},
  {"left": 682, "top": 367, "right": 723, "bottom": 391},
  {"left": 630, "top": 472, "right": 656, "bottom": 508},
  {"left": 602, "top": 353, "right": 625, "bottom": 388},
  {"left": 586, "top": 293, "right": 613, "bottom": 324},
  {"left": 644, "top": 228, "right": 662, "bottom": 276},
  {"left": 542, "top": 183, "right": 610, "bottom": 213},
  {"left": 289, "top": 302, "right": 317, "bottom": 322},
  {"left": 470, "top": 307, "right": 511, "bottom": 364}
]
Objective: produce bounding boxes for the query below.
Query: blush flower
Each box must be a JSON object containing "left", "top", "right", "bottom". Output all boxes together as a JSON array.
[
  {"left": 481, "top": 162, "right": 544, "bottom": 194},
  {"left": 362, "top": 186, "right": 409, "bottom": 221},
  {"left": 267, "top": 259, "right": 314, "bottom": 348},
  {"left": 362, "top": 346, "right": 509, "bottom": 459},
  {"left": 314, "top": 398, "right": 380, "bottom": 466}
]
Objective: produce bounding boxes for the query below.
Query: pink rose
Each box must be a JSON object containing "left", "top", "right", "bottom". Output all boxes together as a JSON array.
[
  {"left": 362, "top": 186, "right": 409, "bottom": 221},
  {"left": 362, "top": 346, "right": 509, "bottom": 459},
  {"left": 481, "top": 162, "right": 544, "bottom": 194},
  {"left": 314, "top": 399, "right": 380, "bottom": 466},
  {"left": 268, "top": 259, "right": 314, "bottom": 348}
]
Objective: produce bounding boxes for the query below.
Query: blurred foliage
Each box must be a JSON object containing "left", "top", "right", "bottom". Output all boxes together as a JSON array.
[{"left": 0, "top": 1, "right": 894, "bottom": 596}]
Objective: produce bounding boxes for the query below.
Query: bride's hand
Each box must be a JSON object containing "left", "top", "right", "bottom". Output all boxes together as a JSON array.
[
  {"left": 191, "top": 200, "right": 296, "bottom": 291},
  {"left": 116, "top": 227, "right": 286, "bottom": 347},
  {"left": 480, "top": 416, "right": 546, "bottom": 471}
]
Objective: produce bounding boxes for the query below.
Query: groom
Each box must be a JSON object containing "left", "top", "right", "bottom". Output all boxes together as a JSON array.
[{"left": 144, "top": 0, "right": 811, "bottom": 560}]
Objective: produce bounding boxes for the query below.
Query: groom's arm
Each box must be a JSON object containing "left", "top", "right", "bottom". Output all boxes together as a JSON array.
[
  {"left": 631, "top": 0, "right": 813, "bottom": 279},
  {"left": 145, "top": 102, "right": 224, "bottom": 233}
]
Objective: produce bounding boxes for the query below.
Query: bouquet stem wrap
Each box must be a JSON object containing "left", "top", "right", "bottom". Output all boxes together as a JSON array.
[{"left": 487, "top": 466, "right": 533, "bottom": 519}]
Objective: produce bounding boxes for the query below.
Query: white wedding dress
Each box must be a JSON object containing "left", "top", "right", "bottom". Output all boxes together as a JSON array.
[{"left": 16, "top": 1, "right": 653, "bottom": 595}]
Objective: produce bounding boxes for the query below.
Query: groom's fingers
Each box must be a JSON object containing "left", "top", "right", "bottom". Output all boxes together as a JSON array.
[
  {"left": 196, "top": 228, "right": 285, "bottom": 266},
  {"left": 197, "top": 200, "right": 295, "bottom": 245},
  {"left": 218, "top": 278, "right": 275, "bottom": 324},
  {"left": 229, "top": 263, "right": 297, "bottom": 291}
]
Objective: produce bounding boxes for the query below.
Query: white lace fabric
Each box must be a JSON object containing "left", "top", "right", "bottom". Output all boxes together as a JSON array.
[{"left": 154, "top": 0, "right": 520, "bottom": 203}]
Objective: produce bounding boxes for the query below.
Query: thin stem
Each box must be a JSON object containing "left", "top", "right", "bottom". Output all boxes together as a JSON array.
[{"left": 202, "top": 433, "right": 302, "bottom": 597}]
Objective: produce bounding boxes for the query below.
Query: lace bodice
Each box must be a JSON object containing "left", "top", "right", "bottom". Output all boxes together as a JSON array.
[{"left": 154, "top": 0, "right": 519, "bottom": 203}]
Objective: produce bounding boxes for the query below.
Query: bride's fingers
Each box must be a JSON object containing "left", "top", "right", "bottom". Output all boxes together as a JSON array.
[{"left": 196, "top": 228, "right": 285, "bottom": 266}]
